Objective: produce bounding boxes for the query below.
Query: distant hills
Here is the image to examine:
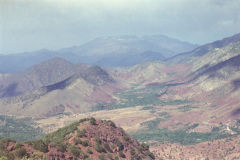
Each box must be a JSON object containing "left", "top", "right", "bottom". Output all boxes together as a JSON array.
[
  {"left": 167, "top": 33, "right": 240, "bottom": 64},
  {"left": 0, "top": 33, "right": 239, "bottom": 120},
  {"left": 0, "top": 35, "right": 197, "bottom": 73}
]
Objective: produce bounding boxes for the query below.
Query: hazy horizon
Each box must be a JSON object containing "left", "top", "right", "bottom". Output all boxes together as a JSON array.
[{"left": 1, "top": 0, "right": 240, "bottom": 54}]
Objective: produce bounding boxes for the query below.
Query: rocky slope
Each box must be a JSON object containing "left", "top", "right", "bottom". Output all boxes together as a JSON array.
[
  {"left": 0, "top": 118, "right": 155, "bottom": 160},
  {"left": 151, "top": 134, "right": 240, "bottom": 160},
  {"left": 167, "top": 33, "right": 240, "bottom": 64}
]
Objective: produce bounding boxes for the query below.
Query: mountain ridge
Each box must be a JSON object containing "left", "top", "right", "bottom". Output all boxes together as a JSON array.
[
  {"left": 0, "top": 118, "right": 155, "bottom": 160},
  {"left": 0, "top": 35, "right": 197, "bottom": 73}
]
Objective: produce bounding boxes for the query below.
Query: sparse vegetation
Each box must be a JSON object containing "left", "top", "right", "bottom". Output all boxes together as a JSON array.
[
  {"left": 56, "top": 143, "right": 67, "bottom": 152},
  {"left": 90, "top": 117, "right": 97, "bottom": 125},
  {"left": 44, "top": 118, "right": 89, "bottom": 144},
  {"left": 95, "top": 143, "right": 106, "bottom": 153},
  {"left": 104, "top": 143, "right": 112, "bottom": 152},
  {"left": 132, "top": 127, "right": 231, "bottom": 145},
  {"left": 93, "top": 84, "right": 191, "bottom": 111},
  {"left": 15, "top": 147, "right": 27, "bottom": 158},
  {"left": 98, "top": 154, "right": 106, "bottom": 160},
  {"left": 69, "top": 145, "right": 81, "bottom": 157},
  {"left": 32, "top": 140, "right": 48, "bottom": 153},
  {"left": 81, "top": 140, "right": 89, "bottom": 146},
  {"left": 119, "top": 151, "right": 126, "bottom": 158},
  {"left": 77, "top": 128, "right": 86, "bottom": 137},
  {"left": 0, "top": 115, "right": 44, "bottom": 142},
  {"left": 123, "top": 135, "right": 131, "bottom": 142},
  {"left": 0, "top": 118, "right": 155, "bottom": 160},
  {"left": 115, "top": 139, "right": 124, "bottom": 151},
  {"left": 87, "top": 148, "right": 93, "bottom": 154}
]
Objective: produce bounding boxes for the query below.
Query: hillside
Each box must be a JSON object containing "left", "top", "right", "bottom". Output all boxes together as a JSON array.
[
  {"left": 151, "top": 135, "right": 240, "bottom": 160},
  {"left": 0, "top": 58, "right": 76, "bottom": 98},
  {"left": 167, "top": 33, "right": 240, "bottom": 64},
  {"left": 0, "top": 118, "right": 155, "bottom": 160},
  {"left": 0, "top": 58, "right": 119, "bottom": 118}
]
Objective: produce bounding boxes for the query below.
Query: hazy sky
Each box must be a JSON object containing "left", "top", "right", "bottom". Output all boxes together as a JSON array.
[{"left": 0, "top": 0, "right": 240, "bottom": 54}]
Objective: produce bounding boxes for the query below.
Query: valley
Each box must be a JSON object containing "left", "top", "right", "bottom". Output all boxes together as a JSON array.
[{"left": 0, "top": 33, "right": 240, "bottom": 159}]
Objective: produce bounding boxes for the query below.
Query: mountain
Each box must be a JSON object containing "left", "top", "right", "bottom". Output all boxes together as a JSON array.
[
  {"left": 0, "top": 118, "right": 155, "bottom": 160},
  {"left": 167, "top": 33, "right": 240, "bottom": 64},
  {"left": 58, "top": 35, "right": 197, "bottom": 67},
  {"left": 154, "top": 33, "right": 240, "bottom": 133},
  {"left": 0, "top": 49, "right": 57, "bottom": 73},
  {"left": 0, "top": 57, "right": 115, "bottom": 98},
  {"left": 0, "top": 35, "right": 197, "bottom": 73},
  {"left": 0, "top": 58, "right": 119, "bottom": 117},
  {"left": 94, "top": 50, "right": 166, "bottom": 67},
  {"left": 0, "top": 58, "right": 76, "bottom": 98}
]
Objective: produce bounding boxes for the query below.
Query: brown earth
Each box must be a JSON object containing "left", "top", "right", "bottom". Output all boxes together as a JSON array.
[
  {"left": 0, "top": 119, "right": 155, "bottom": 160},
  {"left": 150, "top": 135, "right": 240, "bottom": 160}
]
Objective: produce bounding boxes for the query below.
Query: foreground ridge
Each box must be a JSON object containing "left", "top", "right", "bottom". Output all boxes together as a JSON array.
[{"left": 0, "top": 118, "right": 155, "bottom": 160}]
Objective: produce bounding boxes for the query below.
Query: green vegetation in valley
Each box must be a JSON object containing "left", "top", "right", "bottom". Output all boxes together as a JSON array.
[
  {"left": 177, "top": 105, "right": 199, "bottom": 112},
  {"left": 132, "top": 128, "right": 231, "bottom": 145},
  {"left": 131, "top": 118, "right": 233, "bottom": 145},
  {"left": 0, "top": 115, "right": 44, "bottom": 142},
  {"left": 93, "top": 84, "right": 191, "bottom": 111}
]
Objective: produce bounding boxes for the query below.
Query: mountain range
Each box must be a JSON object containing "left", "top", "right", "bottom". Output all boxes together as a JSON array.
[
  {"left": 0, "top": 33, "right": 240, "bottom": 159},
  {"left": 0, "top": 35, "right": 197, "bottom": 73}
]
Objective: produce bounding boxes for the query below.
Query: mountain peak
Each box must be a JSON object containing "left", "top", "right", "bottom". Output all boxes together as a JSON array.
[{"left": 0, "top": 118, "right": 155, "bottom": 160}]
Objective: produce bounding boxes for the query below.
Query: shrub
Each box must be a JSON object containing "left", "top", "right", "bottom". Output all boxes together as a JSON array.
[
  {"left": 103, "top": 143, "right": 112, "bottom": 152},
  {"left": 130, "top": 148, "right": 136, "bottom": 156},
  {"left": 0, "top": 157, "right": 8, "bottom": 160},
  {"left": 95, "top": 143, "right": 105, "bottom": 153},
  {"left": 57, "top": 143, "right": 67, "bottom": 152},
  {"left": 107, "top": 153, "right": 113, "bottom": 159},
  {"left": 15, "top": 147, "right": 27, "bottom": 158},
  {"left": 95, "top": 136, "right": 101, "bottom": 144},
  {"left": 69, "top": 145, "right": 81, "bottom": 157},
  {"left": 146, "top": 151, "right": 155, "bottom": 159},
  {"left": 138, "top": 143, "right": 149, "bottom": 152},
  {"left": 108, "top": 121, "right": 116, "bottom": 128},
  {"left": 119, "top": 151, "right": 126, "bottom": 158},
  {"left": 77, "top": 129, "right": 86, "bottom": 137},
  {"left": 73, "top": 138, "right": 82, "bottom": 145},
  {"left": 15, "top": 143, "right": 22, "bottom": 149},
  {"left": 32, "top": 140, "right": 48, "bottom": 153},
  {"left": 87, "top": 148, "right": 93, "bottom": 154},
  {"left": 81, "top": 140, "right": 89, "bottom": 147},
  {"left": 90, "top": 117, "right": 96, "bottom": 125},
  {"left": 123, "top": 136, "right": 130, "bottom": 142},
  {"left": 98, "top": 154, "right": 106, "bottom": 160},
  {"left": 116, "top": 139, "right": 124, "bottom": 151},
  {"left": 80, "top": 152, "right": 89, "bottom": 159}
]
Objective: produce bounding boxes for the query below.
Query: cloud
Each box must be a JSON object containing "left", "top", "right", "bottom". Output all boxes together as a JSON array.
[{"left": 0, "top": 0, "right": 240, "bottom": 53}]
